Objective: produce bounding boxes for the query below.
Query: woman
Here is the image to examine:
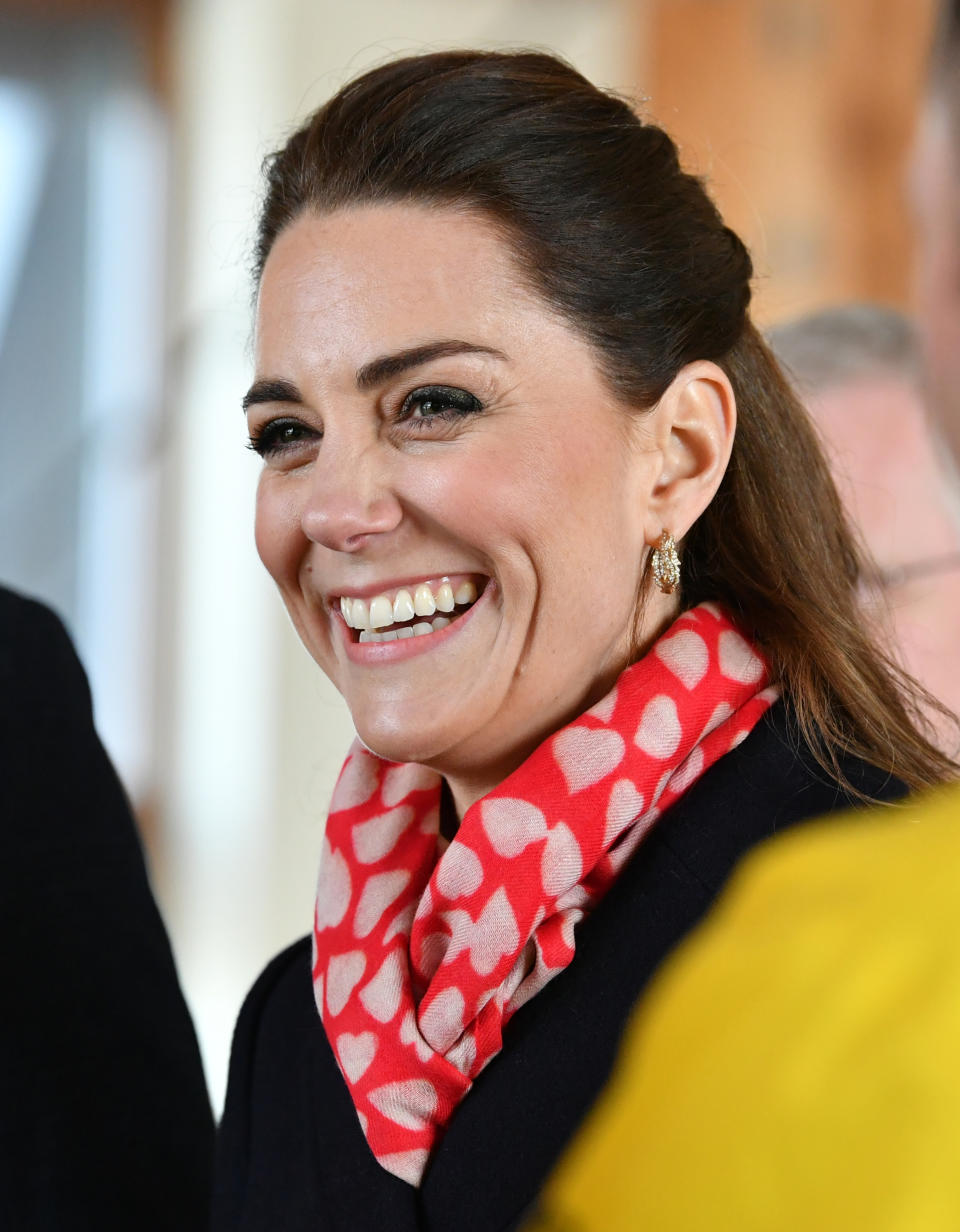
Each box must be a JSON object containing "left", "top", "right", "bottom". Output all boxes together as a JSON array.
[{"left": 213, "top": 50, "right": 952, "bottom": 1231}]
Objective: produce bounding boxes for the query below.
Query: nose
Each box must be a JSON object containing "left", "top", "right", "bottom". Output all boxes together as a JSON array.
[{"left": 300, "top": 443, "right": 403, "bottom": 553}]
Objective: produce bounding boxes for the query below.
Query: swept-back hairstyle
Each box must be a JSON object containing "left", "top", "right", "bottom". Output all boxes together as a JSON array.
[{"left": 255, "top": 50, "right": 955, "bottom": 794}]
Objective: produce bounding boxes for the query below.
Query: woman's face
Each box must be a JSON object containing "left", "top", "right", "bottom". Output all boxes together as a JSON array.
[{"left": 249, "top": 205, "right": 672, "bottom": 805}]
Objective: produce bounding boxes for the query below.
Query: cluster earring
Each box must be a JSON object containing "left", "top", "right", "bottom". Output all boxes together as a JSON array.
[{"left": 651, "top": 530, "right": 681, "bottom": 595}]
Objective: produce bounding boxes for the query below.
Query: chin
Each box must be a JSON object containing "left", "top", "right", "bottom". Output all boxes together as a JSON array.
[{"left": 352, "top": 715, "right": 452, "bottom": 769}]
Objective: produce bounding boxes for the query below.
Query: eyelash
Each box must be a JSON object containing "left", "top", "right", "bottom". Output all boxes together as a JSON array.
[
  {"left": 246, "top": 385, "right": 484, "bottom": 458},
  {"left": 246, "top": 418, "right": 314, "bottom": 458},
  {"left": 397, "top": 384, "right": 484, "bottom": 427}
]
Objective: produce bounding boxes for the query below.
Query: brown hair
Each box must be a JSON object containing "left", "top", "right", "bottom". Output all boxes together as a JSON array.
[
  {"left": 255, "top": 49, "right": 956, "bottom": 795},
  {"left": 930, "top": 0, "right": 960, "bottom": 142}
]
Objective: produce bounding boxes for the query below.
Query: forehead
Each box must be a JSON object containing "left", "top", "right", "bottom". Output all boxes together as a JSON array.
[
  {"left": 254, "top": 205, "right": 540, "bottom": 370},
  {"left": 810, "top": 375, "right": 927, "bottom": 464}
]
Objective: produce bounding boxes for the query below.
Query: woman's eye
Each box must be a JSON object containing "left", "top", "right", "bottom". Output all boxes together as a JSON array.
[
  {"left": 247, "top": 418, "right": 319, "bottom": 459},
  {"left": 398, "top": 385, "right": 483, "bottom": 427}
]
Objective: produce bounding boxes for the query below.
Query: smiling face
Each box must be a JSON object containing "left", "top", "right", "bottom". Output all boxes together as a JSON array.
[{"left": 249, "top": 204, "right": 676, "bottom": 810}]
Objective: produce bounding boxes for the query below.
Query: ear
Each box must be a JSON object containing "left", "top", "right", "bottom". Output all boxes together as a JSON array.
[{"left": 642, "top": 361, "right": 737, "bottom": 545}]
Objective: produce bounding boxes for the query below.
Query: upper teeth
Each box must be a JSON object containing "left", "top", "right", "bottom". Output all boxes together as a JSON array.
[{"left": 339, "top": 578, "right": 478, "bottom": 631}]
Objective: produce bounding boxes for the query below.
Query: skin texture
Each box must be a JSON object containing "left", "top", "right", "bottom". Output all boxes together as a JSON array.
[
  {"left": 807, "top": 374, "right": 960, "bottom": 754},
  {"left": 911, "top": 96, "right": 960, "bottom": 465},
  {"left": 248, "top": 205, "right": 735, "bottom": 816},
  {"left": 808, "top": 376, "right": 959, "bottom": 571}
]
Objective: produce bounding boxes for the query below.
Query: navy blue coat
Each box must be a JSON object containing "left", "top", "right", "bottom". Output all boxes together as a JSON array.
[{"left": 213, "top": 701, "right": 905, "bottom": 1232}]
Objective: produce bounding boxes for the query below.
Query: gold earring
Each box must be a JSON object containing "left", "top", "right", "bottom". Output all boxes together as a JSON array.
[{"left": 651, "top": 531, "right": 681, "bottom": 595}]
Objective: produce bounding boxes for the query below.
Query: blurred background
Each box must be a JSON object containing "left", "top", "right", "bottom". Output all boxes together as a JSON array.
[{"left": 0, "top": 0, "right": 940, "bottom": 1111}]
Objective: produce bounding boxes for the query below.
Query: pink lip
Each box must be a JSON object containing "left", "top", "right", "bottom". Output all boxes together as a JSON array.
[{"left": 339, "top": 578, "right": 494, "bottom": 665}]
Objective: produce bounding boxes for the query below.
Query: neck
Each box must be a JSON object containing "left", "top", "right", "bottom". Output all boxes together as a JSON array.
[
  {"left": 440, "top": 736, "right": 543, "bottom": 825},
  {"left": 435, "top": 591, "right": 682, "bottom": 824}
]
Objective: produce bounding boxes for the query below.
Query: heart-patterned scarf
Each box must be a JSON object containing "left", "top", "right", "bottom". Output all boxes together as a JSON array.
[{"left": 312, "top": 603, "right": 777, "bottom": 1186}]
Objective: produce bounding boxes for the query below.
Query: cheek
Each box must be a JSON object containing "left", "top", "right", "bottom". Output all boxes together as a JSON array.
[
  {"left": 482, "top": 431, "right": 644, "bottom": 597},
  {"left": 254, "top": 479, "right": 304, "bottom": 588},
  {"left": 413, "top": 446, "right": 539, "bottom": 543}
]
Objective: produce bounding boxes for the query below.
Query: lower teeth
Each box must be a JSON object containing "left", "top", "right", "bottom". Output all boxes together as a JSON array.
[{"left": 359, "top": 614, "right": 454, "bottom": 643}]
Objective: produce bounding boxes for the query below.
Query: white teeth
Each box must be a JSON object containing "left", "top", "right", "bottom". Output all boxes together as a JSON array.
[
  {"left": 351, "top": 598, "right": 369, "bottom": 631},
  {"left": 369, "top": 595, "right": 393, "bottom": 629},
  {"left": 357, "top": 614, "right": 455, "bottom": 646},
  {"left": 345, "top": 577, "right": 480, "bottom": 641},
  {"left": 393, "top": 589, "right": 415, "bottom": 623},
  {"left": 413, "top": 584, "right": 436, "bottom": 617}
]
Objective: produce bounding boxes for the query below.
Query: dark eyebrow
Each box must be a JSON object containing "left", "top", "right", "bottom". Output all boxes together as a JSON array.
[
  {"left": 355, "top": 340, "right": 507, "bottom": 390},
  {"left": 241, "top": 378, "right": 301, "bottom": 414},
  {"left": 242, "top": 341, "right": 507, "bottom": 413}
]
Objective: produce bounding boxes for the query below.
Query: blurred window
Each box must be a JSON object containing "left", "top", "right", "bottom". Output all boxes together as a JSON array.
[{"left": 0, "top": 10, "right": 167, "bottom": 805}]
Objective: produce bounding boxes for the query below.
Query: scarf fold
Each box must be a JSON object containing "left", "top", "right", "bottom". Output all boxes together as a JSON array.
[{"left": 312, "top": 603, "right": 777, "bottom": 1185}]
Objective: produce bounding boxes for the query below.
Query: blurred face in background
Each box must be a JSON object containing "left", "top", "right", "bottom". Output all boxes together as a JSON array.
[{"left": 911, "top": 94, "right": 960, "bottom": 464}]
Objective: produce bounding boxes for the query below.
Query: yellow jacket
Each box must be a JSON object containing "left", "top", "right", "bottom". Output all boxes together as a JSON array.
[{"left": 534, "top": 787, "right": 960, "bottom": 1231}]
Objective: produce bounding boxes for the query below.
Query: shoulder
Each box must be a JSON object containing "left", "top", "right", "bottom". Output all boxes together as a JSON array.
[
  {"left": 0, "top": 584, "right": 132, "bottom": 860},
  {"left": 650, "top": 698, "right": 908, "bottom": 895},
  {"left": 216, "top": 937, "right": 315, "bottom": 1157},
  {"left": 0, "top": 584, "right": 92, "bottom": 723},
  {"left": 213, "top": 936, "right": 355, "bottom": 1231},
  {"left": 221, "top": 937, "right": 317, "bottom": 1105},
  {"left": 697, "top": 696, "right": 905, "bottom": 815},
  {"left": 230, "top": 937, "right": 314, "bottom": 1047},
  {"left": 536, "top": 785, "right": 960, "bottom": 1231},
  {"left": 0, "top": 583, "right": 79, "bottom": 659},
  {"left": 0, "top": 582, "right": 66, "bottom": 632}
]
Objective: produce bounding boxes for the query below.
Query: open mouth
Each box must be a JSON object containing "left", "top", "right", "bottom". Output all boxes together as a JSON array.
[{"left": 337, "top": 576, "right": 486, "bottom": 644}]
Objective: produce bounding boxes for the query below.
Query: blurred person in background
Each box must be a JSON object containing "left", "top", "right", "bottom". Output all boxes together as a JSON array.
[
  {"left": 913, "top": 0, "right": 960, "bottom": 466},
  {"left": 530, "top": 4, "right": 960, "bottom": 1228},
  {"left": 211, "top": 50, "right": 953, "bottom": 1232},
  {"left": 0, "top": 585, "right": 213, "bottom": 1229},
  {"left": 769, "top": 303, "right": 960, "bottom": 754}
]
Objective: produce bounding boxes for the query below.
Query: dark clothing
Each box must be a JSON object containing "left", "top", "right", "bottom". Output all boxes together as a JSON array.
[
  {"left": 212, "top": 701, "right": 906, "bottom": 1232},
  {"left": 0, "top": 587, "right": 213, "bottom": 1231}
]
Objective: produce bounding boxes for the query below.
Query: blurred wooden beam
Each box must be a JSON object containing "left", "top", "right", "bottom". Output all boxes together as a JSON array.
[
  {"left": 0, "top": 0, "right": 170, "bottom": 96},
  {"left": 632, "top": 0, "right": 938, "bottom": 322}
]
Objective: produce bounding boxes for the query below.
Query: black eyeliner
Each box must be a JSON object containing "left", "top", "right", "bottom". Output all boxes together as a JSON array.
[
  {"left": 397, "top": 384, "right": 484, "bottom": 425},
  {"left": 247, "top": 417, "right": 319, "bottom": 458}
]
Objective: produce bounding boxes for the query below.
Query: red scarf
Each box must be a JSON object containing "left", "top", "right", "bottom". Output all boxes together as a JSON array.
[{"left": 312, "top": 603, "right": 776, "bottom": 1185}]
